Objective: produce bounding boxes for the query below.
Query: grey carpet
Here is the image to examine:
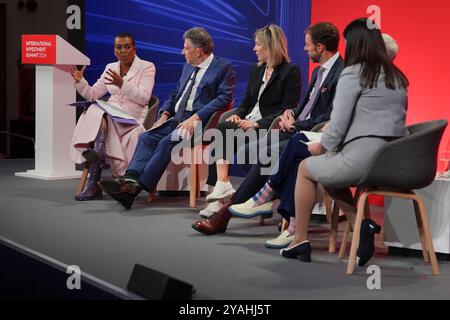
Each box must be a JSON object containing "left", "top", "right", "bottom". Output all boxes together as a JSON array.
[{"left": 1, "top": 159, "right": 449, "bottom": 300}]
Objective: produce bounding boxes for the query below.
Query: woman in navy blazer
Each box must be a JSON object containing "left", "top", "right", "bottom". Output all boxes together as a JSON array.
[{"left": 204, "top": 24, "right": 301, "bottom": 207}]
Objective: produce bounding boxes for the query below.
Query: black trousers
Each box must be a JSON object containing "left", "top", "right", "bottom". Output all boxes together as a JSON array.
[
  {"left": 206, "top": 124, "right": 294, "bottom": 202},
  {"left": 206, "top": 121, "right": 261, "bottom": 186}
]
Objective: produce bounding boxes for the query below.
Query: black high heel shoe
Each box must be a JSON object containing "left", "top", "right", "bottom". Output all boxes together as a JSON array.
[
  {"left": 357, "top": 219, "right": 381, "bottom": 267},
  {"left": 280, "top": 241, "right": 312, "bottom": 262}
]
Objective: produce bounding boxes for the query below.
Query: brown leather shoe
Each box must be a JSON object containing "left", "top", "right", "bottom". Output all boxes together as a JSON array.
[{"left": 191, "top": 213, "right": 230, "bottom": 235}]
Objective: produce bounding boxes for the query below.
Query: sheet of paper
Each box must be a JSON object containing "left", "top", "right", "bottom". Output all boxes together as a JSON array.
[
  {"left": 96, "top": 100, "right": 137, "bottom": 121},
  {"left": 300, "top": 131, "right": 323, "bottom": 145}
]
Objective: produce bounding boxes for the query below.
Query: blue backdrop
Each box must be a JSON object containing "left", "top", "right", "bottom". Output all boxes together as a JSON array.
[{"left": 85, "top": 0, "right": 311, "bottom": 106}]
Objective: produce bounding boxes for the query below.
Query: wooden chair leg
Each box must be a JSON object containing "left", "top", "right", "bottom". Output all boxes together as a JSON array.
[
  {"left": 324, "top": 191, "right": 333, "bottom": 224},
  {"left": 347, "top": 192, "right": 369, "bottom": 274},
  {"left": 196, "top": 163, "right": 200, "bottom": 198},
  {"left": 329, "top": 202, "right": 340, "bottom": 253},
  {"left": 281, "top": 219, "right": 289, "bottom": 231},
  {"left": 414, "top": 195, "right": 440, "bottom": 275},
  {"left": 189, "top": 148, "right": 198, "bottom": 208},
  {"left": 339, "top": 220, "right": 351, "bottom": 259},
  {"left": 147, "top": 191, "right": 156, "bottom": 202},
  {"left": 412, "top": 199, "right": 430, "bottom": 263},
  {"left": 76, "top": 165, "right": 90, "bottom": 195}
]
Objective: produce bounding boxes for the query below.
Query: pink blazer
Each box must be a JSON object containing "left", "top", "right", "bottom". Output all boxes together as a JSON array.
[{"left": 74, "top": 55, "right": 156, "bottom": 124}]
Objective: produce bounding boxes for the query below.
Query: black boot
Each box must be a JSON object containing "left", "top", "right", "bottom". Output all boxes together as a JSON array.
[
  {"left": 75, "top": 160, "right": 103, "bottom": 201},
  {"left": 357, "top": 219, "right": 381, "bottom": 266}
]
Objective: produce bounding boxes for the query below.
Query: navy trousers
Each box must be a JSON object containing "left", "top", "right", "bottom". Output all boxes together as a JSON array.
[
  {"left": 127, "top": 116, "right": 190, "bottom": 192},
  {"left": 268, "top": 133, "right": 311, "bottom": 221},
  {"left": 232, "top": 130, "right": 293, "bottom": 203}
]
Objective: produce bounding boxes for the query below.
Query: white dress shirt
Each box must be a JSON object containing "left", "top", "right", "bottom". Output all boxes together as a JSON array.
[
  {"left": 174, "top": 53, "right": 214, "bottom": 113},
  {"left": 301, "top": 51, "right": 340, "bottom": 120},
  {"left": 245, "top": 66, "right": 271, "bottom": 122}
]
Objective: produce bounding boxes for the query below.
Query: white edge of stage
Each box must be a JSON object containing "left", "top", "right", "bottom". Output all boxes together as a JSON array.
[{"left": 15, "top": 170, "right": 83, "bottom": 180}]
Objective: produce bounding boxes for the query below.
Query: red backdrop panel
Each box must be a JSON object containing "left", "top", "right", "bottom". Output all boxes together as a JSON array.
[{"left": 311, "top": 0, "right": 450, "bottom": 205}]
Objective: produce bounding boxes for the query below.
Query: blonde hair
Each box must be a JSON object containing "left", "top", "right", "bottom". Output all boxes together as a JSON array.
[{"left": 254, "top": 24, "right": 290, "bottom": 68}]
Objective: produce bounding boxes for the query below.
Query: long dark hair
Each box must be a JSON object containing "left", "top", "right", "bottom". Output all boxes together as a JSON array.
[{"left": 344, "top": 18, "right": 408, "bottom": 89}]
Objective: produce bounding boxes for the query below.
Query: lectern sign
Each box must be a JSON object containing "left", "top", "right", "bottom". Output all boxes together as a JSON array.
[{"left": 22, "top": 35, "right": 57, "bottom": 65}]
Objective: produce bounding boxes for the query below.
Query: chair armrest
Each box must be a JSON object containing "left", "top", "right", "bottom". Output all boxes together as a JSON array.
[
  {"left": 268, "top": 115, "right": 283, "bottom": 131},
  {"left": 311, "top": 121, "right": 329, "bottom": 133},
  {"left": 218, "top": 108, "right": 239, "bottom": 124}
]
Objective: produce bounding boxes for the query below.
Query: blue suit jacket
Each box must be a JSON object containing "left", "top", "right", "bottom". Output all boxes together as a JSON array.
[{"left": 159, "top": 56, "right": 235, "bottom": 126}]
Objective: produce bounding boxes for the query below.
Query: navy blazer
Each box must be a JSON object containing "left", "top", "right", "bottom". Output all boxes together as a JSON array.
[
  {"left": 234, "top": 62, "right": 301, "bottom": 129},
  {"left": 293, "top": 56, "right": 345, "bottom": 131},
  {"left": 159, "top": 56, "right": 235, "bottom": 126}
]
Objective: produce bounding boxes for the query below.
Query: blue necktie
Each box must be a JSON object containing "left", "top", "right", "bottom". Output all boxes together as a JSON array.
[{"left": 174, "top": 67, "right": 201, "bottom": 123}]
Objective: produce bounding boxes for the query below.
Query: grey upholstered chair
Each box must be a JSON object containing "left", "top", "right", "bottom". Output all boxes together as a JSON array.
[
  {"left": 337, "top": 119, "right": 448, "bottom": 275},
  {"left": 142, "top": 95, "right": 160, "bottom": 130}
]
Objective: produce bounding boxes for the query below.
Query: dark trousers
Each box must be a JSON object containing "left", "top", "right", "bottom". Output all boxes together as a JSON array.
[
  {"left": 206, "top": 121, "right": 262, "bottom": 186},
  {"left": 231, "top": 130, "right": 294, "bottom": 203},
  {"left": 127, "top": 114, "right": 191, "bottom": 192},
  {"left": 268, "top": 133, "right": 311, "bottom": 221}
]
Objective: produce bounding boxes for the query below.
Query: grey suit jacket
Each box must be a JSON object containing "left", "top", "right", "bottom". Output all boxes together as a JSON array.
[{"left": 321, "top": 64, "right": 408, "bottom": 151}]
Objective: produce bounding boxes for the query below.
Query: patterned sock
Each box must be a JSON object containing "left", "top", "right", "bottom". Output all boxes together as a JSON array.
[
  {"left": 252, "top": 183, "right": 275, "bottom": 207},
  {"left": 287, "top": 217, "right": 296, "bottom": 236}
]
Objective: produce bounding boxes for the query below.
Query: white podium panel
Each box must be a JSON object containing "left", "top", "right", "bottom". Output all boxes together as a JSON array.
[
  {"left": 17, "top": 35, "right": 90, "bottom": 180},
  {"left": 16, "top": 65, "right": 80, "bottom": 180},
  {"left": 384, "top": 178, "right": 450, "bottom": 254}
]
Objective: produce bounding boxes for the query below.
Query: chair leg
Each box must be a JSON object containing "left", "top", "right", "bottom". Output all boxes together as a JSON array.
[
  {"left": 147, "top": 191, "right": 156, "bottom": 202},
  {"left": 259, "top": 216, "right": 266, "bottom": 225},
  {"left": 347, "top": 192, "right": 369, "bottom": 274},
  {"left": 412, "top": 199, "right": 430, "bottom": 263},
  {"left": 414, "top": 195, "right": 440, "bottom": 275},
  {"left": 190, "top": 148, "right": 198, "bottom": 208},
  {"left": 76, "top": 165, "right": 90, "bottom": 195},
  {"left": 196, "top": 163, "right": 200, "bottom": 198},
  {"left": 329, "top": 202, "right": 340, "bottom": 253},
  {"left": 324, "top": 191, "right": 333, "bottom": 224},
  {"left": 339, "top": 220, "right": 351, "bottom": 259},
  {"left": 281, "top": 219, "right": 289, "bottom": 231}
]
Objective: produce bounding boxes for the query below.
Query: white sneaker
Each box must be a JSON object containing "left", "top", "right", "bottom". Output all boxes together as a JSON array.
[
  {"left": 198, "top": 201, "right": 223, "bottom": 219},
  {"left": 206, "top": 181, "right": 235, "bottom": 203},
  {"left": 229, "top": 198, "right": 273, "bottom": 219},
  {"left": 265, "top": 230, "right": 294, "bottom": 249}
]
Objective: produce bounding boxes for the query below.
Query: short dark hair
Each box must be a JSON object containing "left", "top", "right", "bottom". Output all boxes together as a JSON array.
[
  {"left": 115, "top": 32, "right": 135, "bottom": 47},
  {"left": 183, "top": 27, "right": 214, "bottom": 54},
  {"left": 306, "top": 22, "right": 340, "bottom": 53}
]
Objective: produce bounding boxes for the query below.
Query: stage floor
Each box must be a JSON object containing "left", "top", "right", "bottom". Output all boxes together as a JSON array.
[{"left": 1, "top": 159, "right": 449, "bottom": 300}]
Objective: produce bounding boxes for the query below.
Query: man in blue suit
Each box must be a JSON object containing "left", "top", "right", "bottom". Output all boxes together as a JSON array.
[{"left": 100, "top": 27, "right": 235, "bottom": 209}]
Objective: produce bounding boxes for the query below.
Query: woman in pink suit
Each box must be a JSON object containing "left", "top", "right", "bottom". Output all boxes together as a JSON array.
[{"left": 70, "top": 33, "right": 155, "bottom": 201}]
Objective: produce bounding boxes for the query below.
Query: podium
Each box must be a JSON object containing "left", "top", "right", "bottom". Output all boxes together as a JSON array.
[{"left": 16, "top": 35, "right": 90, "bottom": 180}]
